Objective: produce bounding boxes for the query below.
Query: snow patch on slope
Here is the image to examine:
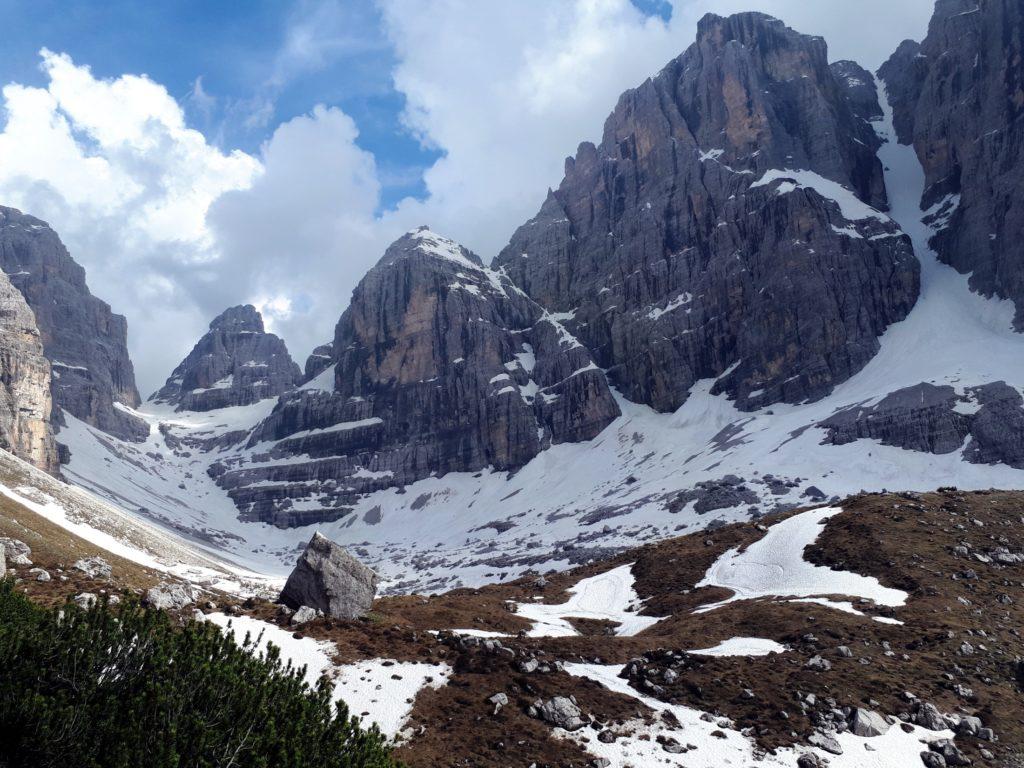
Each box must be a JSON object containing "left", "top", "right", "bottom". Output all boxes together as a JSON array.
[
  {"left": 515, "top": 563, "right": 661, "bottom": 637},
  {"left": 564, "top": 663, "right": 954, "bottom": 767},
  {"left": 695, "top": 506, "right": 907, "bottom": 617},
  {"left": 206, "top": 613, "right": 451, "bottom": 740}
]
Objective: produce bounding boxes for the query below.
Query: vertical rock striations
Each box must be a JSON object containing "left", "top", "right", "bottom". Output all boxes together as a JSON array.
[
  {"left": 212, "top": 228, "right": 619, "bottom": 527},
  {"left": 150, "top": 304, "right": 301, "bottom": 412},
  {"left": 493, "top": 12, "right": 918, "bottom": 412},
  {"left": 0, "top": 207, "right": 146, "bottom": 441},
  {"left": 880, "top": 0, "right": 1024, "bottom": 327},
  {"left": 0, "top": 270, "right": 58, "bottom": 473}
]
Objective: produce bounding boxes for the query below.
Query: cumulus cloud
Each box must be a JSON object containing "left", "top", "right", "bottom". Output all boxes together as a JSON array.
[
  {"left": 207, "top": 104, "right": 400, "bottom": 361},
  {"left": 0, "top": 1, "right": 934, "bottom": 396},
  {"left": 0, "top": 49, "right": 260, "bottom": 393}
]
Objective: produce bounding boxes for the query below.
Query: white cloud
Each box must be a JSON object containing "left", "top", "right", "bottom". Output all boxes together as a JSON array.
[
  {"left": 0, "top": 50, "right": 261, "bottom": 394},
  {"left": 207, "top": 104, "right": 399, "bottom": 361}
]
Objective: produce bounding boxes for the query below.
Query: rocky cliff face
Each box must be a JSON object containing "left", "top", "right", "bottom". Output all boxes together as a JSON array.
[
  {"left": 150, "top": 304, "right": 301, "bottom": 412},
  {"left": 880, "top": 0, "right": 1024, "bottom": 327},
  {"left": 493, "top": 12, "right": 919, "bottom": 413},
  {"left": 0, "top": 270, "right": 58, "bottom": 473},
  {"left": 0, "top": 207, "right": 146, "bottom": 441},
  {"left": 819, "top": 381, "right": 1024, "bottom": 469},
  {"left": 212, "top": 228, "right": 620, "bottom": 527}
]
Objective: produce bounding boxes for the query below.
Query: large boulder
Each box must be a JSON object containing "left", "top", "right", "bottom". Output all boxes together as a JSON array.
[{"left": 278, "top": 532, "right": 377, "bottom": 619}]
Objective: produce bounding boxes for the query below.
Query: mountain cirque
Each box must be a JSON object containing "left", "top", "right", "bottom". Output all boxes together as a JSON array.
[
  {"left": 493, "top": 12, "right": 919, "bottom": 413},
  {"left": 880, "top": 0, "right": 1024, "bottom": 327},
  {"left": 150, "top": 303, "right": 301, "bottom": 412},
  {"left": 0, "top": 206, "right": 145, "bottom": 442},
  {"left": 211, "top": 228, "right": 619, "bottom": 527}
]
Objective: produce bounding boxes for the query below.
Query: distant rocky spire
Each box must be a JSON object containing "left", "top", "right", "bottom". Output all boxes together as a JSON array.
[{"left": 150, "top": 304, "right": 301, "bottom": 412}]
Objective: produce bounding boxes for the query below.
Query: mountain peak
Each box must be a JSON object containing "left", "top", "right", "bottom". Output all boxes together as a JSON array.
[
  {"left": 150, "top": 304, "right": 300, "bottom": 412},
  {"left": 209, "top": 304, "right": 264, "bottom": 333}
]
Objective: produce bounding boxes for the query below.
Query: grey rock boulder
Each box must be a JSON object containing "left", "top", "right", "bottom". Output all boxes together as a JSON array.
[
  {"left": 538, "top": 696, "right": 585, "bottom": 731},
  {"left": 73, "top": 556, "right": 112, "bottom": 580},
  {"left": 850, "top": 708, "right": 890, "bottom": 737},
  {"left": 145, "top": 582, "right": 197, "bottom": 610},
  {"left": 279, "top": 532, "right": 377, "bottom": 619},
  {"left": 290, "top": 605, "right": 323, "bottom": 625},
  {"left": 1, "top": 538, "right": 31, "bottom": 567}
]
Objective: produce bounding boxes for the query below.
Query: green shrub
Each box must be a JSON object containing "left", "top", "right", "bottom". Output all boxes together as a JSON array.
[{"left": 0, "top": 582, "right": 400, "bottom": 768}]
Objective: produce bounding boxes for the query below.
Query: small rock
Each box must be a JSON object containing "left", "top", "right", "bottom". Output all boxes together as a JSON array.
[
  {"left": 808, "top": 731, "right": 843, "bottom": 755},
  {"left": 144, "top": 582, "right": 196, "bottom": 611},
  {"left": 290, "top": 605, "right": 323, "bottom": 625},
  {"left": 805, "top": 655, "right": 833, "bottom": 671},
  {"left": 850, "top": 708, "right": 890, "bottom": 737},
  {"left": 73, "top": 593, "right": 98, "bottom": 609},
  {"left": 73, "top": 556, "right": 112, "bottom": 580},
  {"left": 29, "top": 567, "right": 50, "bottom": 582},
  {"left": 1, "top": 538, "right": 31, "bottom": 566},
  {"left": 539, "top": 697, "right": 584, "bottom": 731}
]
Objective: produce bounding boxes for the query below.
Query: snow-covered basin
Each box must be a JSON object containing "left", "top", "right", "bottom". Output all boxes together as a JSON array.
[
  {"left": 564, "top": 663, "right": 954, "bottom": 768},
  {"left": 695, "top": 506, "right": 908, "bottom": 621},
  {"left": 689, "top": 637, "right": 788, "bottom": 656},
  {"left": 205, "top": 613, "right": 450, "bottom": 740}
]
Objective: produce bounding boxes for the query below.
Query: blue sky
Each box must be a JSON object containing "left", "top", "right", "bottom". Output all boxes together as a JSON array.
[
  {"left": 0, "top": 0, "right": 678, "bottom": 210},
  {"left": 0, "top": 0, "right": 444, "bottom": 208},
  {"left": 0, "top": 0, "right": 934, "bottom": 393}
]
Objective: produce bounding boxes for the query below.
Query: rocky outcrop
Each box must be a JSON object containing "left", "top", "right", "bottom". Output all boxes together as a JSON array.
[
  {"left": 819, "top": 381, "right": 1024, "bottom": 469},
  {"left": 0, "top": 207, "right": 145, "bottom": 441},
  {"left": 150, "top": 305, "right": 301, "bottom": 412},
  {"left": 880, "top": 0, "right": 1024, "bottom": 327},
  {"left": 212, "top": 228, "right": 620, "bottom": 526},
  {"left": 279, "top": 532, "right": 377, "bottom": 619},
  {"left": 831, "top": 60, "right": 884, "bottom": 124},
  {"left": 493, "top": 12, "right": 919, "bottom": 413},
  {"left": 303, "top": 342, "right": 334, "bottom": 381},
  {"left": 0, "top": 271, "right": 57, "bottom": 473}
]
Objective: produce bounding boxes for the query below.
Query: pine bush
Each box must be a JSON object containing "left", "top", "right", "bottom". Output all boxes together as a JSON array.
[{"left": 0, "top": 581, "right": 401, "bottom": 768}]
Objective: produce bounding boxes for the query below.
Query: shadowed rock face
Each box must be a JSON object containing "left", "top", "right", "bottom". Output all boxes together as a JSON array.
[
  {"left": 211, "top": 228, "right": 620, "bottom": 527},
  {"left": 880, "top": 0, "right": 1024, "bottom": 327},
  {"left": 0, "top": 270, "right": 57, "bottom": 473},
  {"left": 493, "top": 12, "right": 919, "bottom": 413},
  {"left": 0, "top": 207, "right": 146, "bottom": 441},
  {"left": 150, "top": 304, "right": 301, "bottom": 412}
]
